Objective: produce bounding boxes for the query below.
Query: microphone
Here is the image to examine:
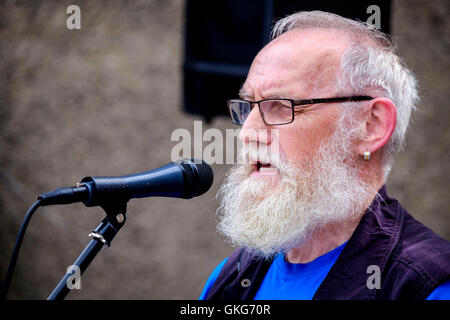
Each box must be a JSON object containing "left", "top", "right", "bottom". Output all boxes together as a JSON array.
[{"left": 38, "top": 159, "right": 214, "bottom": 207}]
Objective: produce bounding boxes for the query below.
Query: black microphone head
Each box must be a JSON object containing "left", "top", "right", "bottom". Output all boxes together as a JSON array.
[
  {"left": 194, "top": 159, "right": 214, "bottom": 196},
  {"left": 177, "top": 159, "right": 214, "bottom": 198}
]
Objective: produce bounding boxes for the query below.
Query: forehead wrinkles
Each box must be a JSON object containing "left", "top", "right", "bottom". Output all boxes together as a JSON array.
[
  {"left": 242, "top": 41, "right": 343, "bottom": 99},
  {"left": 241, "top": 59, "right": 284, "bottom": 98}
]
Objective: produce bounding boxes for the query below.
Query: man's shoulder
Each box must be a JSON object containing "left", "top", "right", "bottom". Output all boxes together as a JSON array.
[
  {"left": 388, "top": 210, "right": 450, "bottom": 287},
  {"left": 395, "top": 210, "right": 450, "bottom": 261}
]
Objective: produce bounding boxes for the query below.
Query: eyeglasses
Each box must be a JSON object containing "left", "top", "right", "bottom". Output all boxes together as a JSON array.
[{"left": 227, "top": 96, "right": 374, "bottom": 126}]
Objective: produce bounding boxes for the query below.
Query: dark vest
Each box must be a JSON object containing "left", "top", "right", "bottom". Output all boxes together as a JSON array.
[{"left": 206, "top": 186, "right": 450, "bottom": 300}]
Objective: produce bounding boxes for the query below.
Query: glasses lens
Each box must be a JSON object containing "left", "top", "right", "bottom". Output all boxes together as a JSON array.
[
  {"left": 259, "top": 99, "right": 293, "bottom": 125},
  {"left": 228, "top": 100, "right": 250, "bottom": 125}
]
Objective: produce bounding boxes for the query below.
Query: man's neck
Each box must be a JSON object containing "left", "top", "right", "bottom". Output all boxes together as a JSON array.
[
  {"left": 284, "top": 170, "right": 385, "bottom": 264},
  {"left": 285, "top": 216, "right": 362, "bottom": 264}
]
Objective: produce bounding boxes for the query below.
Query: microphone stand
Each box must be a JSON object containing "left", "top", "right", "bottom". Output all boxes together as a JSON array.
[{"left": 47, "top": 202, "right": 127, "bottom": 300}]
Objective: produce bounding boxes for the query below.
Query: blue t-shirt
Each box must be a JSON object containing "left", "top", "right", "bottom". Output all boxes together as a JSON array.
[{"left": 199, "top": 242, "right": 450, "bottom": 300}]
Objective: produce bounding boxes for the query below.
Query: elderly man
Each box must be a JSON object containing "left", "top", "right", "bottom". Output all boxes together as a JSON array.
[{"left": 199, "top": 11, "right": 450, "bottom": 300}]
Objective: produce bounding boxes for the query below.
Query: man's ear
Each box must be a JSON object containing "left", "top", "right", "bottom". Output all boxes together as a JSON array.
[{"left": 358, "top": 97, "right": 397, "bottom": 156}]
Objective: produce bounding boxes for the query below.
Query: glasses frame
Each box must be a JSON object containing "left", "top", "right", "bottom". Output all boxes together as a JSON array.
[{"left": 227, "top": 95, "right": 374, "bottom": 126}]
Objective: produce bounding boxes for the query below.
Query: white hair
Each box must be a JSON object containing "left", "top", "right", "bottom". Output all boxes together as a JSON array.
[{"left": 271, "top": 11, "right": 419, "bottom": 180}]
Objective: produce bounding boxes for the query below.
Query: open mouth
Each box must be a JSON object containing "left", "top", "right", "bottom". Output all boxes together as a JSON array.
[{"left": 254, "top": 161, "right": 277, "bottom": 174}]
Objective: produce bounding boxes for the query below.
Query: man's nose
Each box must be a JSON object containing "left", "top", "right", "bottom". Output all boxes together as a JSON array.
[{"left": 239, "top": 106, "right": 272, "bottom": 145}]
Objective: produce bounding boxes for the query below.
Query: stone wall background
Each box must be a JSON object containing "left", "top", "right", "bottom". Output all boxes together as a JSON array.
[{"left": 0, "top": 0, "right": 448, "bottom": 299}]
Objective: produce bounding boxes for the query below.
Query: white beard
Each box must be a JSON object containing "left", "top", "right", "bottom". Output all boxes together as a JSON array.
[{"left": 216, "top": 117, "right": 374, "bottom": 260}]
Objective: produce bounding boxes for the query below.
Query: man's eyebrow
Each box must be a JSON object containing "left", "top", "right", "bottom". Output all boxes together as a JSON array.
[
  {"left": 238, "top": 87, "right": 252, "bottom": 99},
  {"left": 238, "top": 89, "right": 281, "bottom": 100},
  {"left": 238, "top": 86, "right": 293, "bottom": 100}
]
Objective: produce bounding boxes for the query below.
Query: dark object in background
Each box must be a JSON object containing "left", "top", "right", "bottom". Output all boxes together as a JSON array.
[{"left": 183, "top": 0, "right": 391, "bottom": 122}]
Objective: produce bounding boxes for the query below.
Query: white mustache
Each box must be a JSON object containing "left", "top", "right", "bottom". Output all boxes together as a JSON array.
[{"left": 240, "top": 142, "right": 283, "bottom": 168}]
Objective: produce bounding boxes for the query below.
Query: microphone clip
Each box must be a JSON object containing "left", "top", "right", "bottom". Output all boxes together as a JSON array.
[
  {"left": 48, "top": 200, "right": 128, "bottom": 299},
  {"left": 95, "top": 201, "right": 128, "bottom": 247}
]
